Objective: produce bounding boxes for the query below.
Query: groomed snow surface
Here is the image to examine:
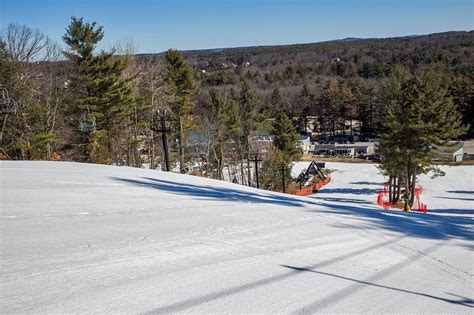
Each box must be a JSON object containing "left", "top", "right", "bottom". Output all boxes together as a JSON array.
[{"left": 1, "top": 161, "right": 473, "bottom": 314}]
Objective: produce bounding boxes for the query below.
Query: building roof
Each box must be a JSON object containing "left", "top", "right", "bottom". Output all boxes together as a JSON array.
[
  {"left": 314, "top": 142, "right": 374, "bottom": 149},
  {"left": 434, "top": 141, "right": 464, "bottom": 155}
]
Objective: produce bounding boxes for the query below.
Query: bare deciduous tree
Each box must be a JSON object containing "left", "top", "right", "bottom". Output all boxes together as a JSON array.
[{"left": 5, "top": 23, "right": 52, "bottom": 63}]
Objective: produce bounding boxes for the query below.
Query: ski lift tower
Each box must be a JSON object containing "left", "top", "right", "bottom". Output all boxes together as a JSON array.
[{"left": 151, "top": 108, "right": 174, "bottom": 172}]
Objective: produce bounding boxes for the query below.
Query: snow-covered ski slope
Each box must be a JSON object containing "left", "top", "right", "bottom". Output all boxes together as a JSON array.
[{"left": 1, "top": 161, "right": 473, "bottom": 314}]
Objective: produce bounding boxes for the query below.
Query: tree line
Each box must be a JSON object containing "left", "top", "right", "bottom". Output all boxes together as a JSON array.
[
  {"left": 0, "top": 18, "right": 301, "bottom": 191},
  {"left": 191, "top": 31, "right": 473, "bottom": 138},
  {"left": 0, "top": 18, "right": 470, "bottom": 195}
]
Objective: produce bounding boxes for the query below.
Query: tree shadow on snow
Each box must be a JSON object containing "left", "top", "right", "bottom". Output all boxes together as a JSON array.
[
  {"left": 426, "top": 208, "right": 474, "bottom": 216},
  {"left": 144, "top": 237, "right": 404, "bottom": 314},
  {"left": 111, "top": 176, "right": 473, "bottom": 242},
  {"left": 350, "top": 181, "right": 386, "bottom": 186},
  {"left": 436, "top": 196, "right": 474, "bottom": 202},
  {"left": 447, "top": 190, "right": 474, "bottom": 195},
  {"left": 145, "top": 235, "right": 471, "bottom": 314},
  {"left": 315, "top": 195, "right": 374, "bottom": 205},
  {"left": 281, "top": 264, "right": 474, "bottom": 310},
  {"left": 306, "top": 202, "right": 473, "bottom": 242},
  {"left": 317, "top": 187, "right": 381, "bottom": 195},
  {"left": 111, "top": 176, "right": 319, "bottom": 208}
]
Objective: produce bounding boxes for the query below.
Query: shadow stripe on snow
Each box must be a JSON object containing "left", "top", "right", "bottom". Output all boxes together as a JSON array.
[{"left": 145, "top": 236, "right": 403, "bottom": 314}]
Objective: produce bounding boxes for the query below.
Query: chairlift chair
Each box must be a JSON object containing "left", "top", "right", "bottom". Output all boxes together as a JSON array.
[
  {"left": 79, "top": 112, "right": 97, "bottom": 133},
  {"left": 0, "top": 86, "right": 16, "bottom": 115}
]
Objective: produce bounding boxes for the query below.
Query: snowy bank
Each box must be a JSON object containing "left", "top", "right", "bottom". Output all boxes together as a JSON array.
[{"left": 1, "top": 161, "right": 472, "bottom": 313}]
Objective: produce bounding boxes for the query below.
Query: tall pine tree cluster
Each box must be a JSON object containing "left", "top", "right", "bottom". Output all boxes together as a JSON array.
[
  {"left": 378, "top": 67, "right": 467, "bottom": 210},
  {"left": 165, "top": 49, "right": 196, "bottom": 172},
  {"left": 63, "top": 17, "right": 135, "bottom": 164}
]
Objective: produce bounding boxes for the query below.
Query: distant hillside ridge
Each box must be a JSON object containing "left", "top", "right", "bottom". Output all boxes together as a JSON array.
[{"left": 135, "top": 30, "right": 473, "bottom": 58}]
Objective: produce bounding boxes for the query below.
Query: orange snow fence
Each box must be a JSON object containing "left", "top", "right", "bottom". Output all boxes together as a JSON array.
[
  {"left": 377, "top": 189, "right": 389, "bottom": 209},
  {"left": 314, "top": 176, "right": 331, "bottom": 191},
  {"left": 294, "top": 187, "right": 314, "bottom": 196},
  {"left": 377, "top": 185, "right": 427, "bottom": 213},
  {"left": 414, "top": 187, "right": 428, "bottom": 213},
  {"left": 293, "top": 176, "right": 331, "bottom": 196}
]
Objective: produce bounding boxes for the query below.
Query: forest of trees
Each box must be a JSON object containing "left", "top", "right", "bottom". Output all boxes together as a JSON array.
[
  {"left": 0, "top": 18, "right": 472, "bottom": 194},
  {"left": 188, "top": 31, "right": 473, "bottom": 138}
]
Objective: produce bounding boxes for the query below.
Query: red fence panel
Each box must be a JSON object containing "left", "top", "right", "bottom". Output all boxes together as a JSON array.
[
  {"left": 293, "top": 176, "right": 331, "bottom": 196},
  {"left": 294, "top": 187, "right": 314, "bottom": 196},
  {"left": 376, "top": 185, "right": 427, "bottom": 213}
]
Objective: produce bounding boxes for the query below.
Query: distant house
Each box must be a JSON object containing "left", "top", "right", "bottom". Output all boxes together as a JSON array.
[
  {"left": 351, "top": 142, "right": 376, "bottom": 156},
  {"left": 312, "top": 142, "right": 375, "bottom": 158},
  {"left": 434, "top": 142, "right": 464, "bottom": 162},
  {"left": 299, "top": 135, "right": 311, "bottom": 153},
  {"left": 313, "top": 144, "right": 354, "bottom": 157},
  {"left": 251, "top": 135, "right": 274, "bottom": 160}
]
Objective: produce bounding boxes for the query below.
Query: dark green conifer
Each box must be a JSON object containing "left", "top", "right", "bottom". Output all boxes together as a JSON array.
[
  {"left": 379, "top": 67, "right": 467, "bottom": 210},
  {"left": 63, "top": 17, "right": 134, "bottom": 164},
  {"left": 272, "top": 112, "right": 302, "bottom": 163},
  {"left": 165, "top": 49, "right": 196, "bottom": 172}
]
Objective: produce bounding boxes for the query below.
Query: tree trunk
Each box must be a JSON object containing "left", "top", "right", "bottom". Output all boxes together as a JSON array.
[
  {"left": 246, "top": 150, "right": 251, "bottom": 186},
  {"left": 218, "top": 145, "right": 223, "bottom": 180},
  {"left": 388, "top": 176, "right": 393, "bottom": 203},
  {"left": 395, "top": 176, "right": 402, "bottom": 202},
  {"left": 240, "top": 157, "right": 245, "bottom": 185},
  {"left": 178, "top": 117, "right": 185, "bottom": 172},
  {"left": 227, "top": 161, "right": 232, "bottom": 182},
  {"left": 0, "top": 115, "right": 8, "bottom": 145},
  {"left": 403, "top": 167, "right": 410, "bottom": 211},
  {"left": 409, "top": 171, "right": 416, "bottom": 208}
]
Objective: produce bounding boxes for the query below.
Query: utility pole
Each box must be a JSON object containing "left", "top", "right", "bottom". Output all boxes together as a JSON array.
[
  {"left": 152, "top": 110, "right": 172, "bottom": 172},
  {"left": 250, "top": 152, "right": 262, "bottom": 188},
  {"left": 160, "top": 115, "right": 171, "bottom": 172}
]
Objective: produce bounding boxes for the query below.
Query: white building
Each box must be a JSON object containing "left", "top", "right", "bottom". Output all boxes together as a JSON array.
[
  {"left": 299, "top": 135, "right": 311, "bottom": 153},
  {"left": 312, "top": 142, "right": 375, "bottom": 158},
  {"left": 435, "top": 142, "right": 464, "bottom": 162},
  {"left": 251, "top": 135, "right": 274, "bottom": 160}
]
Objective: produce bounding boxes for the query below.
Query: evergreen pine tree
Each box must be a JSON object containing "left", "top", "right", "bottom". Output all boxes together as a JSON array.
[
  {"left": 205, "top": 89, "right": 234, "bottom": 180},
  {"left": 63, "top": 17, "right": 134, "bottom": 164},
  {"left": 0, "top": 39, "right": 18, "bottom": 150},
  {"left": 319, "top": 81, "right": 338, "bottom": 137},
  {"left": 270, "top": 87, "right": 283, "bottom": 115},
  {"left": 267, "top": 112, "right": 302, "bottom": 192},
  {"left": 272, "top": 112, "right": 302, "bottom": 163},
  {"left": 448, "top": 76, "right": 474, "bottom": 138},
  {"left": 296, "top": 84, "right": 314, "bottom": 134},
  {"left": 165, "top": 49, "right": 196, "bottom": 172},
  {"left": 379, "top": 67, "right": 467, "bottom": 210},
  {"left": 238, "top": 80, "right": 260, "bottom": 185}
]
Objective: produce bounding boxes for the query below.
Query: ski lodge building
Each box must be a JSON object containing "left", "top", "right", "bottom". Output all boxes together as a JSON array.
[{"left": 312, "top": 142, "right": 376, "bottom": 158}]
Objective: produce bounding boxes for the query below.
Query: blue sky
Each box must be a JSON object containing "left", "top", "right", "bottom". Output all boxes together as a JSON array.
[{"left": 1, "top": 0, "right": 473, "bottom": 53}]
